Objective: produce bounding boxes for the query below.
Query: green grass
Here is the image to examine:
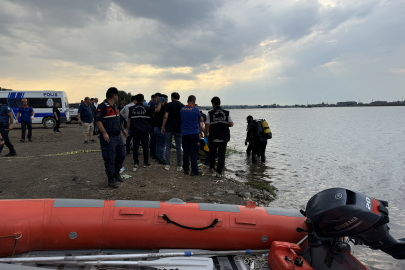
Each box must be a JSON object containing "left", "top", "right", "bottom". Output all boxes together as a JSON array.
[{"left": 226, "top": 145, "right": 243, "bottom": 155}]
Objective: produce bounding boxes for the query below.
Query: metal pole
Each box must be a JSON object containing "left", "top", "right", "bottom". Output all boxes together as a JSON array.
[
  {"left": 0, "top": 249, "right": 269, "bottom": 263},
  {"left": 297, "top": 235, "right": 308, "bottom": 246}
]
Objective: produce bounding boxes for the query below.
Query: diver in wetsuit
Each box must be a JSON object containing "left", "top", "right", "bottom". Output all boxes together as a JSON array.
[{"left": 245, "top": 115, "right": 267, "bottom": 163}]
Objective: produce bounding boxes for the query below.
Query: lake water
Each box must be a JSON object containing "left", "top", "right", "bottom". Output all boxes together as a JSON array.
[{"left": 224, "top": 107, "right": 405, "bottom": 269}]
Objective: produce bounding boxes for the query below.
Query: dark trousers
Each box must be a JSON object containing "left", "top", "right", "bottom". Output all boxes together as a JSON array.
[
  {"left": 209, "top": 141, "right": 227, "bottom": 174},
  {"left": 21, "top": 120, "right": 32, "bottom": 139},
  {"left": 149, "top": 125, "right": 156, "bottom": 157},
  {"left": 100, "top": 134, "right": 126, "bottom": 176},
  {"left": 0, "top": 126, "right": 15, "bottom": 154},
  {"left": 133, "top": 131, "right": 149, "bottom": 164},
  {"left": 252, "top": 138, "right": 267, "bottom": 163},
  {"left": 126, "top": 131, "right": 133, "bottom": 152},
  {"left": 246, "top": 142, "right": 253, "bottom": 155},
  {"left": 182, "top": 133, "right": 200, "bottom": 173},
  {"left": 54, "top": 119, "right": 60, "bottom": 132}
]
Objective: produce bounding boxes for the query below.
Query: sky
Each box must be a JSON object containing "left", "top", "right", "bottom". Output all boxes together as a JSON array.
[{"left": 0, "top": 0, "right": 404, "bottom": 105}]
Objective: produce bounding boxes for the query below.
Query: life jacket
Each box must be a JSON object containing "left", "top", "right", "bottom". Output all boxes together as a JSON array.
[{"left": 100, "top": 100, "right": 121, "bottom": 136}]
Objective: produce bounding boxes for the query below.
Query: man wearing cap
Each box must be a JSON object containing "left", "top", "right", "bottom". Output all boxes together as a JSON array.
[
  {"left": 96, "top": 87, "right": 128, "bottom": 188},
  {"left": 16, "top": 99, "right": 35, "bottom": 142},
  {"left": 0, "top": 101, "right": 16, "bottom": 157}
]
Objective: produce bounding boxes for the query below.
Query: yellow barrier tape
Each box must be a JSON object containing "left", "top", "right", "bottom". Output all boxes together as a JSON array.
[{"left": 2, "top": 150, "right": 101, "bottom": 159}]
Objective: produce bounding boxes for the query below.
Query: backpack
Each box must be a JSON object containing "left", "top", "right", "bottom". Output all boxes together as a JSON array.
[{"left": 258, "top": 119, "right": 272, "bottom": 139}]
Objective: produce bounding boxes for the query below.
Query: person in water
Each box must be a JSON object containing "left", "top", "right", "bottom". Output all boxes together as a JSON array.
[{"left": 245, "top": 115, "right": 267, "bottom": 163}]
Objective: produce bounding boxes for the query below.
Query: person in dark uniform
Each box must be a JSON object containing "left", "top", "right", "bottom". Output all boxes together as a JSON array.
[
  {"left": 95, "top": 87, "right": 128, "bottom": 189},
  {"left": 53, "top": 103, "right": 61, "bottom": 133},
  {"left": 245, "top": 115, "right": 267, "bottom": 163},
  {"left": 16, "top": 99, "right": 34, "bottom": 142},
  {"left": 0, "top": 102, "right": 16, "bottom": 157},
  {"left": 204, "top": 97, "right": 234, "bottom": 178},
  {"left": 127, "top": 94, "right": 162, "bottom": 169}
]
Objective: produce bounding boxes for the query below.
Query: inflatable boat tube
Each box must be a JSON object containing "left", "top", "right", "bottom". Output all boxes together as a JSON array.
[{"left": 0, "top": 199, "right": 306, "bottom": 257}]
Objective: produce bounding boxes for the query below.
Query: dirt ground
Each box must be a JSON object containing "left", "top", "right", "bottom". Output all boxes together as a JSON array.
[{"left": 0, "top": 123, "right": 269, "bottom": 205}]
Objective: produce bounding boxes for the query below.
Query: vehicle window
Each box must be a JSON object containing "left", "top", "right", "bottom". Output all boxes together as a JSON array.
[
  {"left": 0, "top": 98, "right": 8, "bottom": 105},
  {"left": 28, "top": 98, "right": 62, "bottom": 108},
  {"left": 69, "top": 103, "right": 80, "bottom": 108}
]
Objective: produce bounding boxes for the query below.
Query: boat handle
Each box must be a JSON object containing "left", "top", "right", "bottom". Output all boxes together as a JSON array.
[{"left": 161, "top": 214, "right": 219, "bottom": 230}]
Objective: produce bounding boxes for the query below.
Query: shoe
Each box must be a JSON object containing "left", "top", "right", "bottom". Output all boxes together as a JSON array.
[
  {"left": 114, "top": 173, "right": 124, "bottom": 182},
  {"left": 55, "top": 131, "right": 60, "bottom": 134},
  {"left": 143, "top": 163, "right": 152, "bottom": 168},
  {"left": 165, "top": 165, "right": 170, "bottom": 171},
  {"left": 133, "top": 163, "right": 139, "bottom": 171},
  {"left": 191, "top": 171, "right": 202, "bottom": 176},
  {"left": 84, "top": 141, "right": 88, "bottom": 144},
  {"left": 90, "top": 139, "right": 96, "bottom": 142},
  {"left": 5, "top": 152, "right": 17, "bottom": 157},
  {"left": 20, "top": 139, "right": 25, "bottom": 143},
  {"left": 108, "top": 176, "right": 118, "bottom": 189},
  {"left": 28, "top": 138, "right": 32, "bottom": 142},
  {"left": 184, "top": 170, "right": 189, "bottom": 175},
  {"left": 176, "top": 166, "right": 182, "bottom": 172},
  {"left": 209, "top": 168, "right": 215, "bottom": 174},
  {"left": 158, "top": 159, "right": 166, "bottom": 165},
  {"left": 216, "top": 173, "right": 223, "bottom": 178}
]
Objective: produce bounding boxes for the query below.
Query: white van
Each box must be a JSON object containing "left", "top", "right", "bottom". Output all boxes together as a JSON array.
[{"left": 0, "top": 90, "right": 71, "bottom": 128}]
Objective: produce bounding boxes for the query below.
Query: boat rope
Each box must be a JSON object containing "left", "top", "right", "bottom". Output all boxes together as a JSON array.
[
  {"left": 0, "top": 234, "right": 22, "bottom": 257},
  {"left": 161, "top": 214, "right": 219, "bottom": 230},
  {"left": 234, "top": 254, "right": 268, "bottom": 270}
]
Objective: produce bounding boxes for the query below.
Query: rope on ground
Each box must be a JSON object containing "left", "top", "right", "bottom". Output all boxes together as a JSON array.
[
  {"left": 2, "top": 150, "right": 101, "bottom": 159},
  {"left": 234, "top": 254, "right": 268, "bottom": 270},
  {"left": 0, "top": 234, "right": 22, "bottom": 257}
]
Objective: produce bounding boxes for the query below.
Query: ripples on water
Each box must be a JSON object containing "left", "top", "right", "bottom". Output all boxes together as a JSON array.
[{"left": 223, "top": 107, "right": 405, "bottom": 269}]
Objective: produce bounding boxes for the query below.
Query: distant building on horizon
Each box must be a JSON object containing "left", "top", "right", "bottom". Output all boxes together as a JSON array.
[
  {"left": 337, "top": 101, "right": 357, "bottom": 106},
  {"left": 370, "top": 101, "right": 388, "bottom": 105}
]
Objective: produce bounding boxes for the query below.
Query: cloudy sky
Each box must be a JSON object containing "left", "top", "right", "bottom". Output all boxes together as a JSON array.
[{"left": 0, "top": 0, "right": 404, "bottom": 105}]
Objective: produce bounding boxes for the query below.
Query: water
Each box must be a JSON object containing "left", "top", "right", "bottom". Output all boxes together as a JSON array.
[{"left": 224, "top": 107, "right": 405, "bottom": 269}]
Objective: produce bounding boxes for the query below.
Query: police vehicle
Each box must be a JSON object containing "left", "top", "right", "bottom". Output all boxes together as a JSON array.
[{"left": 0, "top": 90, "right": 71, "bottom": 128}]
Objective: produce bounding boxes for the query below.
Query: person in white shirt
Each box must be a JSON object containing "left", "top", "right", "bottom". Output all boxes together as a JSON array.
[
  {"left": 120, "top": 95, "right": 137, "bottom": 155},
  {"left": 94, "top": 98, "right": 99, "bottom": 109}
]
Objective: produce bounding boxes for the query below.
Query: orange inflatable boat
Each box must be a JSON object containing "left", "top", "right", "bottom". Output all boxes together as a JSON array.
[
  {"left": 0, "top": 198, "right": 306, "bottom": 257},
  {"left": 0, "top": 188, "right": 403, "bottom": 270}
]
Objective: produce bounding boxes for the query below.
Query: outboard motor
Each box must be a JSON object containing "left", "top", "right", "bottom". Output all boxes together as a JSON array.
[{"left": 305, "top": 188, "right": 405, "bottom": 259}]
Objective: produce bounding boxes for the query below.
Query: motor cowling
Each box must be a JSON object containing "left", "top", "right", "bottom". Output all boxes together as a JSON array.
[{"left": 305, "top": 188, "right": 405, "bottom": 259}]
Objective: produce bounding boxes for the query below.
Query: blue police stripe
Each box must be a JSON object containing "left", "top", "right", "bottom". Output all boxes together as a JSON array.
[
  {"left": 16, "top": 92, "right": 23, "bottom": 99},
  {"left": 35, "top": 113, "right": 54, "bottom": 117}
]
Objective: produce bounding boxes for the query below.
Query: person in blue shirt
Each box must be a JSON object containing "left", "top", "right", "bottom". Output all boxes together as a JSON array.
[
  {"left": 0, "top": 102, "right": 16, "bottom": 157},
  {"left": 16, "top": 99, "right": 35, "bottom": 142},
  {"left": 180, "top": 95, "right": 203, "bottom": 176},
  {"left": 78, "top": 97, "right": 95, "bottom": 143}
]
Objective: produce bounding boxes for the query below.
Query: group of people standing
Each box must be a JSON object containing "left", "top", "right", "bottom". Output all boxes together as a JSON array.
[{"left": 95, "top": 87, "right": 234, "bottom": 189}]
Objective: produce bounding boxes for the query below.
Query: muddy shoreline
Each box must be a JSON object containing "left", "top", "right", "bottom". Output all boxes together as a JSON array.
[{"left": 0, "top": 123, "right": 275, "bottom": 206}]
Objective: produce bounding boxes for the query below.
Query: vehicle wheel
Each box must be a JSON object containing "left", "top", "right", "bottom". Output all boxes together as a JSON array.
[{"left": 43, "top": 117, "right": 56, "bottom": 129}]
